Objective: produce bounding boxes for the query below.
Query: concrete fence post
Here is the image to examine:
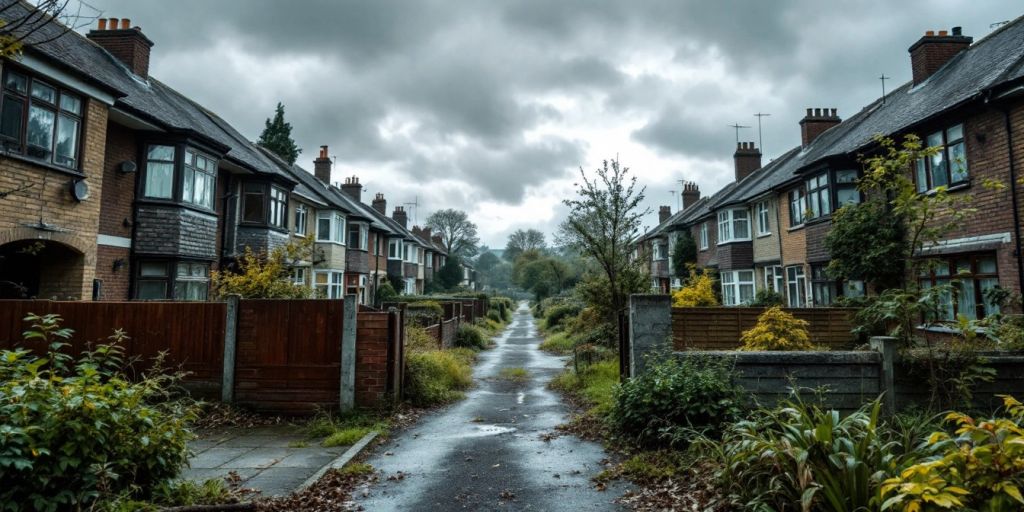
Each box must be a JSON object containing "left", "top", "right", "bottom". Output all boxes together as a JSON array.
[
  {"left": 340, "top": 295, "right": 358, "bottom": 412},
  {"left": 221, "top": 295, "right": 239, "bottom": 404},
  {"left": 628, "top": 294, "right": 672, "bottom": 378},
  {"left": 870, "top": 336, "right": 898, "bottom": 415}
]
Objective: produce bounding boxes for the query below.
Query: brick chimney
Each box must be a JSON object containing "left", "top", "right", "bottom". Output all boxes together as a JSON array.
[
  {"left": 372, "top": 193, "right": 386, "bottom": 215},
  {"left": 909, "top": 27, "right": 972, "bottom": 85},
  {"left": 733, "top": 141, "right": 762, "bottom": 181},
  {"left": 432, "top": 234, "right": 444, "bottom": 248},
  {"left": 658, "top": 206, "right": 671, "bottom": 223},
  {"left": 799, "top": 108, "right": 841, "bottom": 147},
  {"left": 392, "top": 206, "right": 407, "bottom": 228},
  {"left": 341, "top": 175, "right": 362, "bottom": 202},
  {"left": 87, "top": 18, "right": 154, "bottom": 78},
  {"left": 681, "top": 181, "right": 700, "bottom": 210},
  {"left": 313, "top": 145, "right": 332, "bottom": 183}
]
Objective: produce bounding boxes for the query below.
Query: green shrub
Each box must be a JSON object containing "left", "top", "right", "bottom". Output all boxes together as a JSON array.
[
  {"left": 749, "top": 288, "right": 784, "bottom": 307},
  {"left": 405, "top": 325, "right": 439, "bottom": 353},
  {"left": 404, "top": 350, "right": 474, "bottom": 406},
  {"left": 550, "top": 359, "right": 620, "bottom": 417},
  {"left": 454, "top": 323, "right": 488, "bottom": 350},
  {"left": 0, "top": 314, "right": 198, "bottom": 510},
  {"left": 486, "top": 309, "right": 502, "bottom": 323},
  {"left": 539, "top": 332, "right": 575, "bottom": 354},
  {"left": 611, "top": 356, "right": 743, "bottom": 447},
  {"left": 407, "top": 300, "right": 444, "bottom": 322},
  {"left": 739, "top": 306, "right": 814, "bottom": 351},
  {"left": 543, "top": 302, "right": 582, "bottom": 331}
]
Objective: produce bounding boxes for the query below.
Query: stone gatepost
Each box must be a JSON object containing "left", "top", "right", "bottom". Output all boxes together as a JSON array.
[{"left": 628, "top": 294, "right": 672, "bottom": 377}]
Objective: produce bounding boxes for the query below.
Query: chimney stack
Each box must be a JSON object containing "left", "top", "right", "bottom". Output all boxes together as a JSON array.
[
  {"left": 87, "top": 17, "right": 154, "bottom": 78},
  {"left": 392, "top": 206, "right": 408, "bottom": 228},
  {"left": 733, "top": 141, "right": 762, "bottom": 182},
  {"left": 658, "top": 206, "right": 671, "bottom": 223},
  {"left": 372, "top": 193, "right": 387, "bottom": 215},
  {"left": 341, "top": 175, "right": 362, "bottom": 202},
  {"left": 313, "top": 145, "right": 332, "bottom": 183},
  {"left": 909, "top": 27, "right": 972, "bottom": 85},
  {"left": 681, "top": 181, "right": 701, "bottom": 210},
  {"left": 799, "top": 108, "right": 841, "bottom": 147}
]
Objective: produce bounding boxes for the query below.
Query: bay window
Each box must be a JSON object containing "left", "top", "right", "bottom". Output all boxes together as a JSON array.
[
  {"left": 292, "top": 267, "right": 307, "bottom": 286},
  {"left": 789, "top": 189, "right": 805, "bottom": 226},
  {"left": 786, "top": 266, "right": 807, "bottom": 307},
  {"left": 699, "top": 222, "right": 708, "bottom": 250},
  {"left": 919, "top": 253, "right": 1000, "bottom": 322},
  {"left": 834, "top": 170, "right": 860, "bottom": 208},
  {"left": 347, "top": 223, "right": 368, "bottom": 250},
  {"left": 174, "top": 262, "right": 210, "bottom": 300},
  {"left": 144, "top": 145, "right": 175, "bottom": 199},
  {"left": 0, "top": 68, "right": 82, "bottom": 169},
  {"left": 720, "top": 270, "right": 755, "bottom": 305},
  {"left": 144, "top": 144, "right": 220, "bottom": 209},
  {"left": 269, "top": 187, "right": 287, "bottom": 228},
  {"left": 388, "top": 238, "right": 403, "bottom": 259},
  {"left": 135, "top": 260, "right": 209, "bottom": 300},
  {"left": 315, "top": 270, "right": 344, "bottom": 299},
  {"left": 810, "top": 264, "right": 837, "bottom": 306},
  {"left": 294, "top": 204, "right": 308, "bottom": 236},
  {"left": 717, "top": 208, "right": 750, "bottom": 244},
  {"left": 756, "top": 201, "right": 770, "bottom": 235},
  {"left": 242, "top": 182, "right": 287, "bottom": 226},
  {"left": 182, "top": 149, "right": 216, "bottom": 208},
  {"left": 805, "top": 173, "right": 831, "bottom": 220},
  {"left": 764, "top": 265, "right": 784, "bottom": 294},
  {"left": 315, "top": 211, "right": 345, "bottom": 243},
  {"left": 916, "top": 124, "right": 968, "bottom": 192},
  {"left": 653, "top": 240, "right": 668, "bottom": 260}
]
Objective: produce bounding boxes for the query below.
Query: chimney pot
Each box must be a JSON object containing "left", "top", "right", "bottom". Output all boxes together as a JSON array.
[
  {"left": 800, "top": 107, "right": 841, "bottom": 147},
  {"left": 120, "top": 18, "right": 130, "bottom": 29},
  {"left": 98, "top": 19, "right": 107, "bottom": 30},
  {"left": 107, "top": 17, "right": 118, "bottom": 28},
  {"left": 952, "top": 26, "right": 962, "bottom": 36},
  {"left": 938, "top": 29, "right": 948, "bottom": 36},
  {"left": 88, "top": 18, "right": 154, "bottom": 77},
  {"left": 926, "top": 30, "right": 935, "bottom": 36},
  {"left": 909, "top": 27, "right": 972, "bottom": 84}
]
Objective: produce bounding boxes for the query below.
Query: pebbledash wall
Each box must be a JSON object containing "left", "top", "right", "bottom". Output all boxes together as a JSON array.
[{"left": 627, "top": 295, "right": 1024, "bottom": 412}]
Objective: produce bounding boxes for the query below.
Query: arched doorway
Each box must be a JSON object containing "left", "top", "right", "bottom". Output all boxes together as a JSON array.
[{"left": 0, "top": 239, "right": 85, "bottom": 299}]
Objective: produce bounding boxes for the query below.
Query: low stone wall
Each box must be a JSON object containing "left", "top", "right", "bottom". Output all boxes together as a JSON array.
[{"left": 440, "top": 318, "right": 459, "bottom": 348}]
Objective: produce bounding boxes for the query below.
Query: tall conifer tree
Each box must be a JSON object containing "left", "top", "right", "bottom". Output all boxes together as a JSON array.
[{"left": 257, "top": 102, "right": 302, "bottom": 165}]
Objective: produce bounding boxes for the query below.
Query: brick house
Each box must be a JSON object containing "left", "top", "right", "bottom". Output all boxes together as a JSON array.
[{"left": 643, "top": 18, "right": 1024, "bottom": 324}]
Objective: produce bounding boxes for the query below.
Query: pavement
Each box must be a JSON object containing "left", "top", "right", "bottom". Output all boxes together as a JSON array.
[
  {"left": 183, "top": 424, "right": 349, "bottom": 497},
  {"left": 352, "top": 303, "right": 629, "bottom": 511}
]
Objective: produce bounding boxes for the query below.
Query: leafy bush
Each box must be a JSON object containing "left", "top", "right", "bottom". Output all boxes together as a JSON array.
[
  {"left": 377, "top": 280, "right": 398, "bottom": 303},
  {"left": 739, "top": 306, "right": 814, "bottom": 351},
  {"left": 881, "top": 395, "right": 1024, "bottom": 511},
  {"left": 486, "top": 309, "right": 502, "bottom": 323},
  {"left": 539, "top": 332, "right": 575, "bottom": 354},
  {"left": 749, "top": 288, "right": 784, "bottom": 307},
  {"left": 404, "top": 325, "right": 439, "bottom": 353},
  {"left": 543, "top": 302, "right": 582, "bottom": 331},
  {"left": 706, "top": 396, "right": 900, "bottom": 512},
  {"left": 454, "top": 323, "right": 488, "bottom": 350},
  {"left": 671, "top": 266, "right": 718, "bottom": 307},
  {"left": 549, "top": 359, "right": 620, "bottom": 417},
  {"left": 407, "top": 300, "right": 443, "bottom": 321},
  {"left": 404, "top": 350, "right": 473, "bottom": 406},
  {"left": 211, "top": 238, "right": 316, "bottom": 299},
  {"left": 610, "top": 356, "right": 743, "bottom": 447},
  {"left": 0, "top": 314, "right": 198, "bottom": 510}
]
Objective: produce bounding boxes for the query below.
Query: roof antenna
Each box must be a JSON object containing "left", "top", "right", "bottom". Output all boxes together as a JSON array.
[
  {"left": 728, "top": 123, "right": 750, "bottom": 145},
  {"left": 990, "top": 20, "right": 1010, "bottom": 28},
  {"left": 403, "top": 195, "right": 419, "bottom": 224},
  {"left": 754, "top": 113, "right": 770, "bottom": 157},
  {"left": 669, "top": 190, "right": 677, "bottom": 211},
  {"left": 879, "top": 74, "right": 890, "bottom": 104}
]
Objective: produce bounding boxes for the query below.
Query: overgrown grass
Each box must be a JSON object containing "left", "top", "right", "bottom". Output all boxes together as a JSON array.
[
  {"left": 306, "top": 410, "right": 390, "bottom": 445},
  {"left": 538, "top": 332, "right": 575, "bottom": 354},
  {"left": 405, "top": 349, "right": 474, "bottom": 406},
  {"left": 499, "top": 367, "right": 529, "bottom": 382},
  {"left": 596, "top": 450, "right": 690, "bottom": 484},
  {"left": 337, "top": 462, "right": 374, "bottom": 477},
  {"left": 549, "top": 359, "right": 619, "bottom": 417},
  {"left": 323, "top": 427, "right": 374, "bottom": 447},
  {"left": 96, "top": 478, "right": 240, "bottom": 511}
]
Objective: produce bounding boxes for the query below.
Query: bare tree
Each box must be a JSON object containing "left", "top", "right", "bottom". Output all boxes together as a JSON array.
[
  {"left": 559, "top": 158, "right": 649, "bottom": 336},
  {"left": 426, "top": 208, "right": 480, "bottom": 258},
  {"left": 0, "top": 0, "right": 102, "bottom": 57},
  {"left": 504, "top": 229, "right": 546, "bottom": 261}
]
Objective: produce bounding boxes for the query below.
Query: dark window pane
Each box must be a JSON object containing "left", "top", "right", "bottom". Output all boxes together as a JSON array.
[
  {"left": 59, "top": 94, "right": 81, "bottom": 115},
  {"left": 137, "top": 281, "right": 167, "bottom": 299},
  {"left": 30, "top": 81, "right": 55, "bottom": 103},
  {"left": 148, "top": 145, "right": 175, "bottom": 161},
  {"left": 0, "top": 96, "right": 23, "bottom": 141},
  {"left": 243, "top": 189, "right": 265, "bottom": 222},
  {"left": 26, "top": 105, "right": 54, "bottom": 154},
  {"left": 55, "top": 114, "right": 78, "bottom": 167},
  {"left": 4, "top": 72, "right": 26, "bottom": 94}
]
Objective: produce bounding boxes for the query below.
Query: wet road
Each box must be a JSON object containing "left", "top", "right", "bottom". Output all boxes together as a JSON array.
[{"left": 353, "top": 302, "right": 627, "bottom": 511}]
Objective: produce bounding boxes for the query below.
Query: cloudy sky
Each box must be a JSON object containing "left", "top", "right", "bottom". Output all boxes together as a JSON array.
[{"left": 80, "top": 1, "right": 1018, "bottom": 248}]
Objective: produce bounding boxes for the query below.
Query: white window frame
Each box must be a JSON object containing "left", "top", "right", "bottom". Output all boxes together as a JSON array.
[
  {"left": 294, "top": 204, "right": 308, "bottom": 236},
  {"left": 764, "top": 265, "right": 784, "bottom": 294},
  {"left": 699, "top": 222, "right": 708, "bottom": 250},
  {"left": 388, "top": 237, "right": 403, "bottom": 260},
  {"left": 292, "top": 267, "right": 307, "bottom": 286},
  {"left": 756, "top": 201, "right": 771, "bottom": 236},
  {"left": 653, "top": 240, "right": 668, "bottom": 261},
  {"left": 426, "top": 251, "right": 434, "bottom": 269},
  {"left": 716, "top": 208, "right": 751, "bottom": 244},
  {"left": 789, "top": 189, "right": 806, "bottom": 227},
  {"left": 720, "top": 269, "right": 755, "bottom": 306},
  {"left": 314, "top": 270, "right": 345, "bottom": 299},
  {"left": 315, "top": 211, "right": 346, "bottom": 244},
  {"left": 786, "top": 265, "right": 807, "bottom": 307}
]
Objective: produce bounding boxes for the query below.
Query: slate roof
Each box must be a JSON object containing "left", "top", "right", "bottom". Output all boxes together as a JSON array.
[{"left": 1, "top": 0, "right": 294, "bottom": 183}]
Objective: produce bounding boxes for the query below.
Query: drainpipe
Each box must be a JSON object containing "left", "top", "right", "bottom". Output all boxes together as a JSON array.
[{"left": 990, "top": 86, "right": 1024, "bottom": 294}]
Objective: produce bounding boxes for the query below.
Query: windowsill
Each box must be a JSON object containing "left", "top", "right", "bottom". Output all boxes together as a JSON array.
[
  {"left": 756, "top": 233, "right": 772, "bottom": 238},
  {"left": 0, "top": 149, "right": 85, "bottom": 178},
  {"left": 136, "top": 198, "right": 218, "bottom": 217},
  {"left": 787, "top": 224, "right": 805, "bottom": 232},
  {"left": 921, "top": 181, "right": 971, "bottom": 196},
  {"left": 315, "top": 240, "right": 346, "bottom": 246},
  {"left": 805, "top": 216, "right": 831, "bottom": 226},
  {"left": 238, "top": 221, "right": 289, "bottom": 234},
  {"left": 716, "top": 239, "right": 752, "bottom": 246},
  {"left": 699, "top": 247, "right": 708, "bottom": 252}
]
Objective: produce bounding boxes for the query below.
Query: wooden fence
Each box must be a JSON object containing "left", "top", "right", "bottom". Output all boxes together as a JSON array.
[
  {"left": 0, "top": 298, "right": 404, "bottom": 414},
  {"left": 671, "top": 307, "right": 858, "bottom": 350}
]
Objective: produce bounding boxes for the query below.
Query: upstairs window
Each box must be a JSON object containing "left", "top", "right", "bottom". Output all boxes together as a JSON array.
[
  {"left": 756, "top": 201, "right": 770, "bottom": 235},
  {"left": 144, "top": 145, "right": 175, "bottom": 199},
  {"left": 243, "top": 182, "right": 287, "bottom": 227},
  {"left": 347, "top": 223, "right": 368, "bottom": 250},
  {"left": 806, "top": 173, "right": 831, "bottom": 220},
  {"left": 144, "top": 144, "right": 219, "bottom": 209},
  {"left": 717, "top": 208, "right": 750, "bottom": 244},
  {"left": 699, "top": 222, "right": 708, "bottom": 250},
  {"left": 182, "top": 149, "right": 216, "bottom": 209},
  {"left": 315, "top": 211, "right": 345, "bottom": 243},
  {"left": 388, "top": 238, "right": 403, "bottom": 259},
  {"left": 653, "top": 240, "right": 668, "bottom": 260},
  {"left": 834, "top": 170, "right": 861, "bottom": 208},
  {"left": 294, "top": 204, "right": 308, "bottom": 236},
  {"left": 789, "top": 189, "right": 805, "bottom": 226},
  {"left": 0, "top": 69, "right": 82, "bottom": 170},
  {"left": 269, "top": 187, "right": 287, "bottom": 228},
  {"left": 916, "top": 124, "right": 967, "bottom": 192}
]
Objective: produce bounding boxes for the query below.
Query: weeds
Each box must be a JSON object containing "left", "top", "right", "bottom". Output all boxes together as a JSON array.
[{"left": 499, "top": 367, "right": 529, "bottom": 382}]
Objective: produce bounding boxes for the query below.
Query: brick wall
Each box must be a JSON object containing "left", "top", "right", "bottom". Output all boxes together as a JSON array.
[
  {"left": 778, "top": 187, "right": 806, "bottom": 267},
  {"left": 355, "top": 311, "right": 390, "bottom": 407},
  {"left": 693, "top": 218, "right": 717, "bottom": 268},
  {"left": 0, "top": 99, "right": 108, "bottom": 299},
  {"left": 717, "top": 242, "right": 753, "bottom": 270},
  {"left": 94, "top": 245, "right": 131, "bottom": 299},
  {"left": 752, "top": 197, "right": 781, "bottom": 264}
]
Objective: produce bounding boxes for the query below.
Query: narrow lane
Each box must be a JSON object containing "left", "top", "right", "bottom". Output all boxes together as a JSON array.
[{"left": 353, "top": 302, "right": 627, "bottom": 511}]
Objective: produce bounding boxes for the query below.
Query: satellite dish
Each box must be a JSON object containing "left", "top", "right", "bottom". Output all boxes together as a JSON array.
[
  {"left": 70, "top": 179, "right": 90, "bottom": 202},
  {"left": 119, "top": 160, "right": 137, "bottom": 173}
]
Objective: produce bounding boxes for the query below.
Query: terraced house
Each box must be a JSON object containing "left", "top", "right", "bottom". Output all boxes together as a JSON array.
[{"left": 639, "top": 18, "right": 1024, "bottom": 322}]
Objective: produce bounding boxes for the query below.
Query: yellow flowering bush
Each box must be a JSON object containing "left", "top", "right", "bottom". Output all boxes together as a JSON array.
[
  {"left": 212, "top": 237, "right": 317, "bottom": 299},
  {"left": 739, "top": 306, "right": 813, "bottom": 351},
  {"left": 672, "top": 266, "right": 718, "bottom": 307},
  {"left": 880, "top": 395, "right": 1024, "bottom": 512}
]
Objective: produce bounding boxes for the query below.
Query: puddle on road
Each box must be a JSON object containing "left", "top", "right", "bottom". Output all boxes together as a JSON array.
[{"left": 516, "top": 391, "right": 525, "bottom": 404}]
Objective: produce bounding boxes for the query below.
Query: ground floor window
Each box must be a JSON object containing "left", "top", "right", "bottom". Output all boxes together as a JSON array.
[
  {"left": 405, "top": 278, "right": 416, "bottom": 295},
  {"left": 136, "top": 260, "right": 209, "bottom": 300},
  {"left": 919, "top": 253, "right": 1000, "bottom": 321},
  {"left": 720, "top": 269, "right": 755, "bottom": 306},
  {"left": 292, "top": 267, "right": 307, "bottom": 286},
  {"left": 315, "top": 270, "right": 344, "bottom": 299},
  {"left": 786, "top": 265, "right": 806, "bottom": 307},
  {"left": 763, "top": 265, "right": 784, "bottom": 294}
]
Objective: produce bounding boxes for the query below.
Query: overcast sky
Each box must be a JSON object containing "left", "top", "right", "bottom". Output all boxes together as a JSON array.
[{"left": 81, "top": 1, "right": 1019, "bottom": 248}]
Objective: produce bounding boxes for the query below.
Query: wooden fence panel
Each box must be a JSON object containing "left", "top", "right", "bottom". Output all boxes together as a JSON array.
[
  {"left": 0, "top": 300, "right": 225, "bottom": 397},
  {"left": 671, "top": 307, "right": 858, "bottom": 350},
  {"left": 234, "top": 299, "right": 344, "bottom": 413}
]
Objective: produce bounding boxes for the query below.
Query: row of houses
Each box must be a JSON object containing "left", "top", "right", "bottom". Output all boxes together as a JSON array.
[
  {"left": 0, "top": 4, "right": 474, "bottom": 303},
  {"left": 638, "top": 18, "right": 1024, "bottom": 324}
]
